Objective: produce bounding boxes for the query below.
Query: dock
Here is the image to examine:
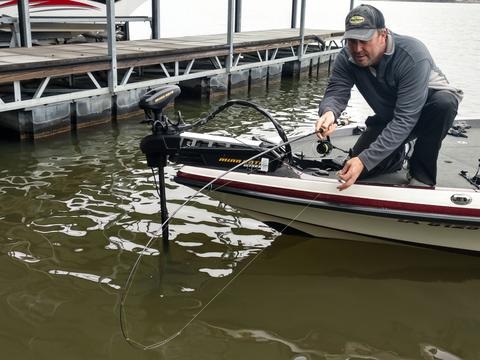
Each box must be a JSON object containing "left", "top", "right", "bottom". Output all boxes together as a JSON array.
[{"left": 0, "top": 28, "right": 343, "bottom": 140}]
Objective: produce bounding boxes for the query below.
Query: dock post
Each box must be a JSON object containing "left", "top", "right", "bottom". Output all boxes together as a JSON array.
[
  {"left": 107, "top": 0, "right": 118, "bottom": 92},
  {"left": 298, "top": 0, "right": 306, "bottom": 61},
  {"left": 106, "top": 0, "right": 118, "bottom": 120},
  {"left": 226, "top": 0, "right": 235, "bottom": 73},
  {"left": 283, "top": 0, "right": 310, "bottom": 78},
  {"left": 291, "top": 0, "right": 298, "bottom": 28},
  {"left": 152, "top": 0, "right": 161, "bottom": 39},
  {"left": 17, "top": 0, "right": 32, "bottom": 47},
  {"left": 235, "top": 0, "right": 242, "bottom": 32}
]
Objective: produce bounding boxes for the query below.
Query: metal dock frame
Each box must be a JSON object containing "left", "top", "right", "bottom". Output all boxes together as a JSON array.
[{"left": 0, "top": 0, "right": 344, "bottom": 139}]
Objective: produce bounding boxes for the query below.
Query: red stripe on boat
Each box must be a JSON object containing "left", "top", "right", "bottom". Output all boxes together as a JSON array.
[{"left": 177, "top": 171, "right": 480, "bottom": 218}]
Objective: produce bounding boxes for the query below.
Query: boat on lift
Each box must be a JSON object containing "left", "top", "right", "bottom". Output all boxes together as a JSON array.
[
  {"left": 139, "top": 85, "right": 480, "bottom": 252},
  {"left": 0, "top": 0, "right": 151, "bottom": 45},
  {"left": 0, "top": 0, "right": 148, "bottom": 17}
]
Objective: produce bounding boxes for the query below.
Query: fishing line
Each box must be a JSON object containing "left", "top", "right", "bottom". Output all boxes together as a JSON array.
[
  {"left": 120, "top": 128, "right": 328, "bottom": 350},
  {"left": 209, "top": 135, "right": 338, "bottom": 235}
]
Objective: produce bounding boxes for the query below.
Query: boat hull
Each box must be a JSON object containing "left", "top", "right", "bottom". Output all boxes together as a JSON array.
[
  {"left": 175, "top": 166, "right": 480, "bottom": 252},
  {"left": 211, "top": 191, "right": 480, "bottom": 251}
]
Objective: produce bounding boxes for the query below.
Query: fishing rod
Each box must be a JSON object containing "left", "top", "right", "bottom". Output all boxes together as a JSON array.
[
  {"left": 121, "top": 84, "right": 351, "bottom": 349},
  {"left": 122, "top": 87, "right": 337, "bottom": 348}
]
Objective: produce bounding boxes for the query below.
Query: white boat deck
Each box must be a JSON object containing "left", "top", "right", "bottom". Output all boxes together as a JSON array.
[{"left": 291, "top": 119, "right": 480, "bottom": 190}]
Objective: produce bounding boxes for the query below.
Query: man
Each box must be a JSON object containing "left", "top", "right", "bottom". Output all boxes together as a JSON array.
[{"left": 316, "top": 4, "right": 463, "bottom": 190}]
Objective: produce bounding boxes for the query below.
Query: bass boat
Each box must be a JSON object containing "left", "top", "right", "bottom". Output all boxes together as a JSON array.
[{"left": 140, "top": 85, "right": 480, "bottom": 252}]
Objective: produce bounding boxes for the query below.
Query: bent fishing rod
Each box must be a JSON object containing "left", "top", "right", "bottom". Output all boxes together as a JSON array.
[
  {"left": 122, "top": 85, "right": 341, "bottom": 348},
  {"left": 122, "top": 126, "right": 324, "bottom": 350}
]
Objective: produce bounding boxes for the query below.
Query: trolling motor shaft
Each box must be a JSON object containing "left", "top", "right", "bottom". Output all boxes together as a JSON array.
[{"left": 140, "top": 85, "right": 185, "bottom": 249}]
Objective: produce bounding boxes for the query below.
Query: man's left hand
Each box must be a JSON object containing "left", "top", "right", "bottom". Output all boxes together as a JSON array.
[{"left": 337, "top": 157, "right": 364, "bottom": 191}]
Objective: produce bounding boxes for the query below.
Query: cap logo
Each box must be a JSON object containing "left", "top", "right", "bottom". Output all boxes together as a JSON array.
[{"left": 349, "top": 15, "right": 365, "bottom": 25}]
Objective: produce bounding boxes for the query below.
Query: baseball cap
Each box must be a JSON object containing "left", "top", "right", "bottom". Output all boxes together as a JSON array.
[{"left": 343, "top": 4, "right": 385, "bottom": 41}]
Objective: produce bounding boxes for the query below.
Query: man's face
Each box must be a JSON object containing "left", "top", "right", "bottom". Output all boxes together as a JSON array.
[{"left": 346, "top": 30, "right": 387, "bottom": 67}]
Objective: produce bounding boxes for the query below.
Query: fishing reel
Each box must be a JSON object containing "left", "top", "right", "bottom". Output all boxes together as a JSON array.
[{"left": 316, "top": 138, "right": 333, "bottom": 156}]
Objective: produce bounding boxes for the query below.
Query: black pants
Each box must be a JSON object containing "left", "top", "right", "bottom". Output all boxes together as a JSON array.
[{"left": 351, "top": 89, "right": 459, "bottom": 186}]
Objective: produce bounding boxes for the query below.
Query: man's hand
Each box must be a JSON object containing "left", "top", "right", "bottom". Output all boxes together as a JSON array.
[
  {"left": 337, "top": 157, "right": 364, "bottom": 191},
  {"left": 315, "top": 111, "right": 337, "bottom": 139}
]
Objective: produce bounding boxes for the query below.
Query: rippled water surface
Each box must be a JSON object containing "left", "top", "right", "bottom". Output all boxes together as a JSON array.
[
  {"left": 1, "top": 2, "right": 480, "bottom": 359},
  {"left": 1, "top": 75, "right": 479, "bottom": 360}
]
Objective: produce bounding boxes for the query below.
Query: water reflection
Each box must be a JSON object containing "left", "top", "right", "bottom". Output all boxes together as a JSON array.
[
  {"left": 115, "top": 214, "right": 480, "bottom": 358},
  {"left": 49, "top": 269, "right": 121, "bottom": 290}
]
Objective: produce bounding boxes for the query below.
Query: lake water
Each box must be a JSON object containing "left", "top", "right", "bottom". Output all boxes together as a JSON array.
[{"left": 1, "top": 2, "right": 480, "bottom": 360}]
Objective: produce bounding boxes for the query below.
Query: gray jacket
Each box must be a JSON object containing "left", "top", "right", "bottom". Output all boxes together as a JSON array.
[{"left": 318, "top": 31, "right": 463, "bottom": 171}]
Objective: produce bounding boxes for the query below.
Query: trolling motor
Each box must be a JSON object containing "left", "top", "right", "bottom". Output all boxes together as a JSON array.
[
  {"left": 140, "top": 85, "right": 297, "bottom": 249},
  {"left": 140, "top": 85, "right": 186, "bottom": 248},
  {"left": 140, "top": 85, "right": 293, "bottom": 168}
]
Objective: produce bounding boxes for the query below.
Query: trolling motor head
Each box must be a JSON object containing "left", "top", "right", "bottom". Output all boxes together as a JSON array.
[
  {"left": 140, "top": 84, "right": 181, "bottom": 122},
  {"left": 140, "top": 85, "right": 187, "bottom": 167}
]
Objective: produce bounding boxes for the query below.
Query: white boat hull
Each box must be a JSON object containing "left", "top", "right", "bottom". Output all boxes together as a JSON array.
[
  {"left": 176, "top": 166, "right": 480, "bottom": 252},
  {"left": 213, "top": 191, "right": 480, "bottom": 251}
]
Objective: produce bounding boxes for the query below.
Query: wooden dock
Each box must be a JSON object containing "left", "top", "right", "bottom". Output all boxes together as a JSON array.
[
  {"left": 0, "top": 28, "right": 342, "bottom": 83},
  {"left": 0, "top": 28, "right": 343, "bottom": 139}
]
